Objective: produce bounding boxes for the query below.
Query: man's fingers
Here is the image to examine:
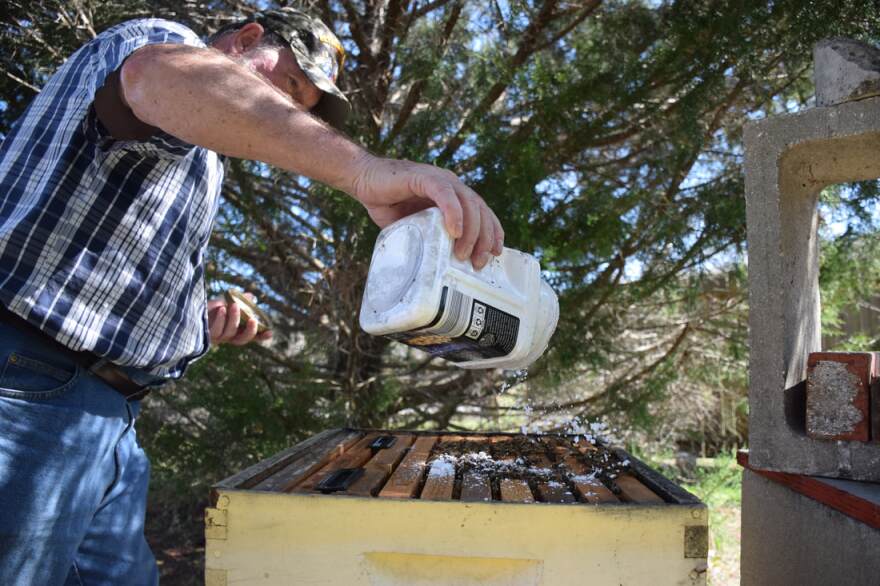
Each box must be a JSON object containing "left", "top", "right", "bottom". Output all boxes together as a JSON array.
[
  {"left": 417, "top": 175, "right": 463, "bottom": 239},
  {"left": 452, "top": 187, "right": 481, "bottom": 262},
  {"left": 208, "top": 306, "right": 226, "bottom": 341},
  {"left": 488, "top": 206, "right": 504, "bottom": 255},
  {"left": 228, "top": 317, "right": 259, "bottom": 346},
  {"left": 220, "top": 301, "right": 241, "bottom": 341},
  {"left": 360, "top": 160, "right": 506, "bottom": 267},
  {"left": 207, "top": 298, "right": 226, "bottom": 311},
  {"left": 471, "top": 202, "right": 497, "bottom": 270},
  {"left": 366, "top": 198, "right": 434, "bottom": 228}
]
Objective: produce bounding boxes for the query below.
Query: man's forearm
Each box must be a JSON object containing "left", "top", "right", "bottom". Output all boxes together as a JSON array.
[
  {"left": 119, "top": 44, "right": 367, "bottom": 194},
  {"left": 120, "top": 42, "right": 505, "bottom": 268}
]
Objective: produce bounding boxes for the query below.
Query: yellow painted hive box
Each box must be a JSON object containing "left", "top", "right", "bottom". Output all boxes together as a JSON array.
[{"left": 205, "top": 429, "right": 708, "bottom": 585}]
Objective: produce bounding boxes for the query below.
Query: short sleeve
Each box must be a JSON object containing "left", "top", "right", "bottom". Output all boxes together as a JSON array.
[
  {"left": 83, "top": 19, "right": 206, "bottom": 156},
  {"left": 87, "top": 19, "right": 204, "bottom": 95}
]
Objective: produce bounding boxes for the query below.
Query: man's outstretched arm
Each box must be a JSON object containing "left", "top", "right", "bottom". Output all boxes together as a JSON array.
[{"left": 118, "top": 43, "right": 504, "bottom": 269}]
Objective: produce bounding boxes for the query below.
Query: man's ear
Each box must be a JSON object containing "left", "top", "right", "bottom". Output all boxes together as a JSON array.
[{"left": 230, "top": 22, "right": 265, "bottom": 54}]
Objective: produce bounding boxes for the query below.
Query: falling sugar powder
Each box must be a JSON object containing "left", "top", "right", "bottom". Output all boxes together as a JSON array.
[{"left": 497, "top": 368, "right": 530, "bottom": 395}]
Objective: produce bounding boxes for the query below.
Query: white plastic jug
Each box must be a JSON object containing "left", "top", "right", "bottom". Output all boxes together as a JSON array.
[{"left": 359, "top": 208, "right": 559, "bottom": 369}]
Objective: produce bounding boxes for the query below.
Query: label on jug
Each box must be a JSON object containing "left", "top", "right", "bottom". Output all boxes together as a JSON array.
[{"left": 388, "top": 286, "right": 520, "bottom": 362}]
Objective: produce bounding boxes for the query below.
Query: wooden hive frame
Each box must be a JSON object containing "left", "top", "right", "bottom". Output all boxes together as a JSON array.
[
  {"left": 207, "top": 429, "right": 708, "bottom": 586},
  {"left": 211, "top": 428, "right": 701, "bottom": 506}
]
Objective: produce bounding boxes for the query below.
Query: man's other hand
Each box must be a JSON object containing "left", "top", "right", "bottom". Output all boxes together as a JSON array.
[
  {"left": 351, "top": 156, "right": 505, "bottom": 271},
  {"left": 207, "top": 294, "right": 273, "bottom": 345}
]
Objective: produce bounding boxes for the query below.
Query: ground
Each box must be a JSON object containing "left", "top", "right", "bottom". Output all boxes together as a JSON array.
[{"left": 146, "top": 496, "right": 205, "bottom": 585}]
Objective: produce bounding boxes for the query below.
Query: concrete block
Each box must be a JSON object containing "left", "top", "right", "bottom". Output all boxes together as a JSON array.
[
  {"left": 744, "top": 91, "right": 880, "bottom": 480},
  {"left": 741, "top": 469, "right": 880, "bottom": 586},
  {"left": 815, "top": 38, "right": 880, "bottom": 107},
  {"left": 806, "top": 352, "right": 873, "bottom": 441}
]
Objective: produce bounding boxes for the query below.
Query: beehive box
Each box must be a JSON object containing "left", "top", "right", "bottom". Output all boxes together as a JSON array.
[{"left": 205, "top": 429, "right": 708, "bottom": 585}]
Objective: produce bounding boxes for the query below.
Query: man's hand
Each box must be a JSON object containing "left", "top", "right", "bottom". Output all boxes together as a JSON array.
[
  {"left": 207, "top": 294, "right": 273, "bottom": 345},
  {"left": 351, "top": 156, "right": 504, "bottom": 270}
]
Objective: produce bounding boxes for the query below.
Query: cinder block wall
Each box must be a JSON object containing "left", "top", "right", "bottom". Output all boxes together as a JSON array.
[
  {"left": 741, "top": 470, "right": 880, "bottom": 585},
  {"left": 744, "top": 38, "right": 880, "bottom": 480}
]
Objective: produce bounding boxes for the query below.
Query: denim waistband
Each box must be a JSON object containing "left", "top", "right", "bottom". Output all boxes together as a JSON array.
[{"left": 0, "top": 318, "right": 168, "bottom": 391}]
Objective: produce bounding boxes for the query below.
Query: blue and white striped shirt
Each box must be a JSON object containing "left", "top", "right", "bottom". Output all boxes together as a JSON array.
[{"left": 0, "top": 19, "right": 225, "bottom": 380}]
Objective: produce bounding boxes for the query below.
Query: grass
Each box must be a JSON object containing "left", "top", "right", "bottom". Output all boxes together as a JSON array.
[{"left": 642, "top": 452, "right": 743, "bottom": 586}]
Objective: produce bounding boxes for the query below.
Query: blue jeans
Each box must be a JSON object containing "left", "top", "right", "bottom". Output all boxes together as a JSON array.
[{"left": 0, "top": 321, "right": 159, "bottom": 585}]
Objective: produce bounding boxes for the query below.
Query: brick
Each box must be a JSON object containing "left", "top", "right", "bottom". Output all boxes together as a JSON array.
[
  {"left": 806, "top": 352, "right": 873, "bottom": 441},
  {"left": 872, "top": 353, "right": 880, "bottom": 443}
]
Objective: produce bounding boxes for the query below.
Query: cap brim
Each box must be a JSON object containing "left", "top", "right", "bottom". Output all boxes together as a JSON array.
[
  {"left": 291, "top": 46, "right": 351, "bottom": 130},
  {"left": 311, "top": 91, "right": 350, "bottom": 130}
]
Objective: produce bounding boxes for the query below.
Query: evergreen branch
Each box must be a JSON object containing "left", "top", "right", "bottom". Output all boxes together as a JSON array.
[
  {"left": 383, "top": 1, "right": 463, "bottom": 146},
  {"left": 2, "top": 69, "right": 40, "bottom": 94},
  {"left": 436, "top": 0, "right": 561, "bottom": 164}
]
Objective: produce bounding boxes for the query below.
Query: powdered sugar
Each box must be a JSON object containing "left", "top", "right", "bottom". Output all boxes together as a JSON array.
[{"left": 427, "top": 454, "right": 457, "bottom": 478}]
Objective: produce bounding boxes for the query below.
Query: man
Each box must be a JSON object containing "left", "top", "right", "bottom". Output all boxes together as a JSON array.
[{"left": 0, "top": 7, "right": 504, "bottom": 584}]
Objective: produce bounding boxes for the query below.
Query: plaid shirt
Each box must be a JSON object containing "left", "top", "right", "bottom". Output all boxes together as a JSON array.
[{"left": 0, "top": 19, "right": 225, "bottom": 380}]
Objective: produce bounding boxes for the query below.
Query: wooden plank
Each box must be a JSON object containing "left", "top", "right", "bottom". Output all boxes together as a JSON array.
[
  {"left": 293, "top": 433, "right": 380, "bottom": 493},
  {"left": 460, "top": 469, "right": 492, "bottom": 502},
  {"left": 434, "top": 434, "right": 465, "bottom": 459},
  {"left": 572, "top": 475, "right": 619, "bottom": 504},
  {"left": 458, "top": 435, "right": 491, "bottom": 502},
  {"left": 738, "top": 450, "right": 880, "bottom": 530},
  {"left": 378, "top": 435, "right": 438, "bottom": 498},
  {"left": 615, "top": 474, "right": 665, "bottom": 503},
  {"left": 489, "top": 434, "right": 517, "bottom": 462},
  {"left": 346, "top": 434, "right": 416, "bottom": 497},
  {"left": 215, "top": 428, "right": 359, "bottom": 490},
  {"left": 545, "top": 438, "right": 620, "bottom": 505},
  {"left": 529, "top": 451, "right": 575, "bottom": 503},
  {"left": 419, "top": 435, "right": 463, "bottom": 501},
  {"left": 369, "top": 434, "right": 417, "bottom": 473},
  {"left": 489, "top": 436, "right": 533, "bottom": 503},
  {"left": 563, "top": 454, "right": 618, "bottom": 504},
  {"left": 529, "top": 451, "right": 555, "bottom": 468},
  {"left": 420, "top": 456, "right": 457, "bottom": 501},
  {"left": 499, "top": 478, "right": 534, "bottom": 503},
  {"left": 536, "top": 481, "right": 577, "bottom": 503},
  {"left": 612, "top": 448, "right": 702, "bottom": 505},
  {"left": 343, "top": 467, "right": 387, "bottom": 497},
  {"left": 552, "top": 444, "right": 571, "bottom": 459},
  {"left": 248, "top": 429, "right": 364, "bottom": 493},
  {"left": 576, "top": 437, "right": 600, "bottom": 451}
]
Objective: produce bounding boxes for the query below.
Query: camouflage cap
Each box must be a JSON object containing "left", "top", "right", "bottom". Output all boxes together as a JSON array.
[{"left": 254, "top": 7, "right": 350, "bottom": 129}]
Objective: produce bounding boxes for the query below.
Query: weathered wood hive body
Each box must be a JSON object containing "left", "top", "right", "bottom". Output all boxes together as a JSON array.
[{"left": 205, "top": 429, "right": 708, "bottom": 585}]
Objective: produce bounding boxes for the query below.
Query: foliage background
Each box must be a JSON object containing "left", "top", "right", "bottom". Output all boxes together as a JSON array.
[{"left": 2, "top": 0, "right": 879, "bottom": 582}]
